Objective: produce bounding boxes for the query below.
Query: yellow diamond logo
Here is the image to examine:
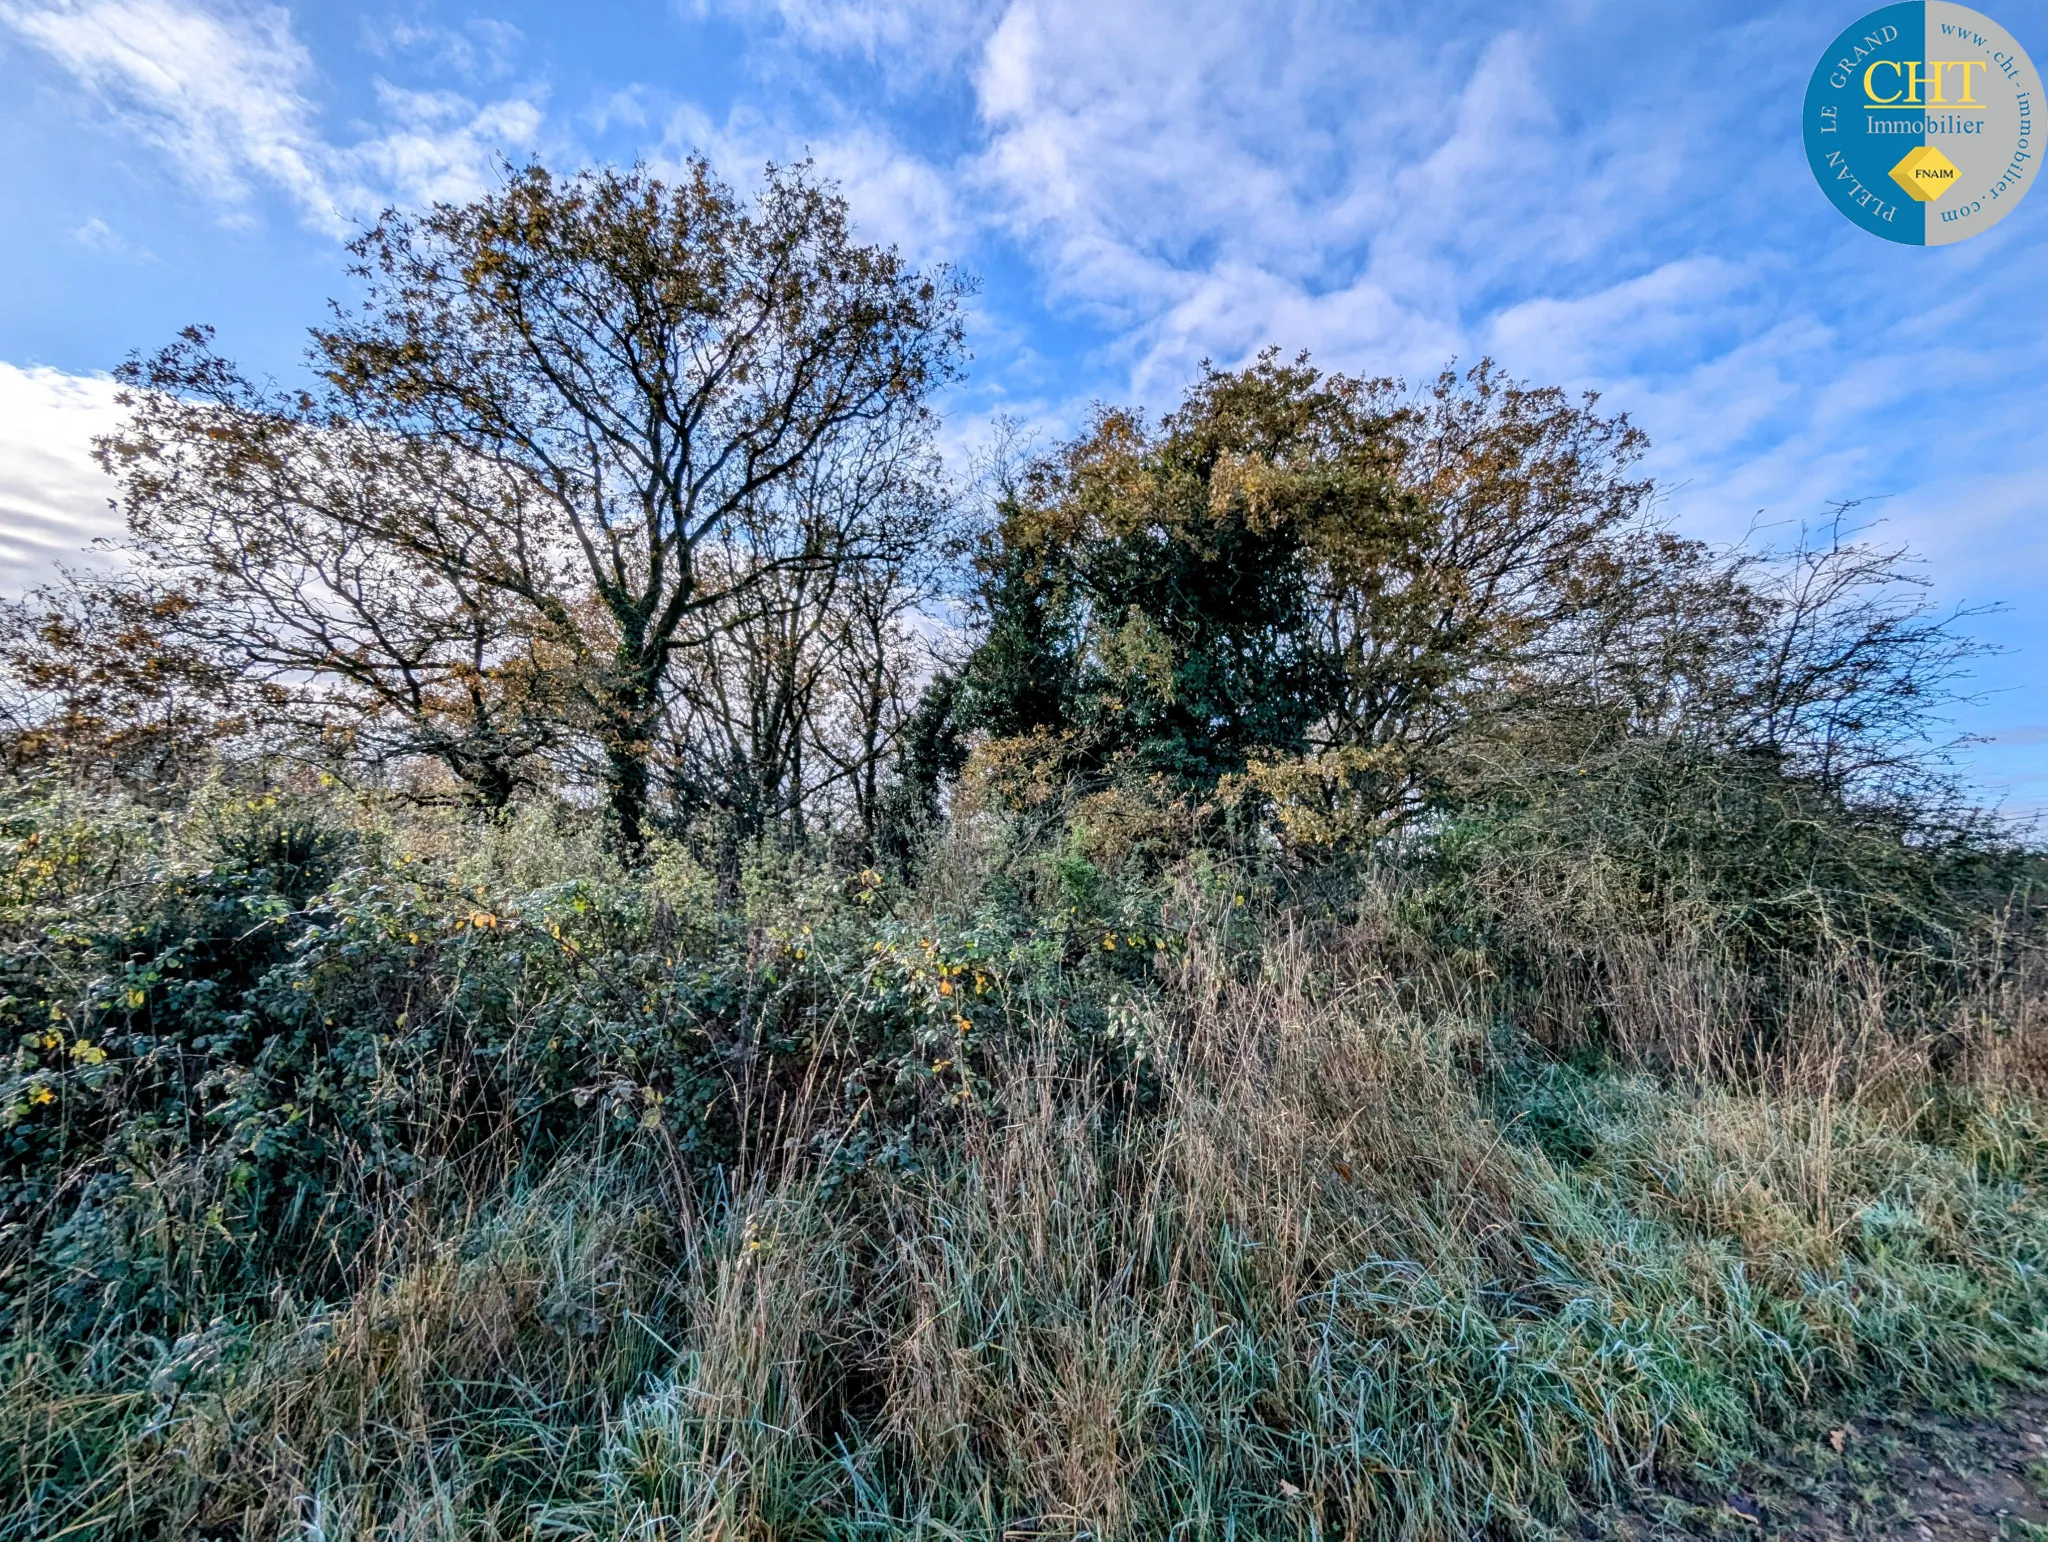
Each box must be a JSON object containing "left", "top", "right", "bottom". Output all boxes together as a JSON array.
[{"left": 1889, "top": 145, "right": 1961, "bottom": 202}]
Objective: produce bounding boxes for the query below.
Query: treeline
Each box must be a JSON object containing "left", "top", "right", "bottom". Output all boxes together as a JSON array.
[{"left": 0, "top": 157, "right": 2023, "bottom": 961}]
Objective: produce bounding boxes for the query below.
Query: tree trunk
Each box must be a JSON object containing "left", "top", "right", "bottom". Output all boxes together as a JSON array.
[
  {"left": 460, "top": 754, "right": 518, "bottom": 813},
  {"left": 605, "top": 738, "right": 651, "bottom": 860},
  {"left": 603, "top": 664, "right": 660, "bottom": 862}
]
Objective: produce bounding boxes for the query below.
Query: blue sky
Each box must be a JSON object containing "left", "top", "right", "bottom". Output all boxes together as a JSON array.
[{"left": 0, "top": 0, "right": 2043, "bottom": 807}]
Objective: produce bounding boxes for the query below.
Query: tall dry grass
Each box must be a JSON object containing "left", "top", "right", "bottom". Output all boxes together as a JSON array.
[{"left": 8, "top": 875, "right": 2045, "bottom": 1541}]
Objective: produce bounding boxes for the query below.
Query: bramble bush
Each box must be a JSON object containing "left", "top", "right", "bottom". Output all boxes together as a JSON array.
[{"left": 0, "top": 785, "right": 1202, "bottom": 1352}]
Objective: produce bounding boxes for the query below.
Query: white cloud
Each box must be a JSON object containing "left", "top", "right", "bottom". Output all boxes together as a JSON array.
[
  {"left": 1486, "top": 259, "right": 1753, "bottom": 381},
  {"left": 956, "top": 9, "right": 1744, "bottom": 402},
  {"left": 692, "top": 0, "right": 997, "bottom": 84},
  {"left": 367, "top": 17, "right": 524, "bottom": 83},
  {"left": 2, "top": 0, "right": 338, "bottom": 225},
  {"left": 351, "top": 81, "right": 546, "bottom": 212},
  {"left": 958, "top": 5, "right": 1540, "bottom": 396},
  {"left": 0, "top": 364, "right": 127, "bottom": 593},
  {"left": 0, "top": 0, "right": 546, "bottom": 233},
  {"left": 69, "top": 212, "right": 153, "bottom": 258}
]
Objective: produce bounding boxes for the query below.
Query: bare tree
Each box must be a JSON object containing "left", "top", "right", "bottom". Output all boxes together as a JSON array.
[
  {"left": 661, "top": 422, "right": 954, "bottom": 860},
  {"left": 1727, "top": 511, "right": 1989, "bottom": 803},
  {"left": 1440, "top": 503, "right": 1997, "bottom": 860},
  {"left": 97, "top": 399, "right": 573, "bottom": 806}
]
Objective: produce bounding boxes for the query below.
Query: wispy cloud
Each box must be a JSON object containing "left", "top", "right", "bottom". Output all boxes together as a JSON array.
[
  {"left": 69, "top": 213, "right": 154, "bottom": 258},
  {"left": 352, "top": 81, "right": 545, "bottom": 213},
  {"left": 691, "top": 0, "right": 997, "bottom": 85},
  {"left": 955, "top": 6, "right": 1758, "bottom": 400},
  {"left": 0, "top": 0, "right": 545, "bottom": 233},
  {"left": 2, "top": 0, "right": 338, "bottom": 225},
  {"left": 365, "top": 17, "right": 524, "bottom": 83}
]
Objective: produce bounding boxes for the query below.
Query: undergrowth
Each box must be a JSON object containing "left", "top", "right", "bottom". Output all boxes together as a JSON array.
[{"left": 0, "top": 784, "right": 2043, "bottom": 1539}]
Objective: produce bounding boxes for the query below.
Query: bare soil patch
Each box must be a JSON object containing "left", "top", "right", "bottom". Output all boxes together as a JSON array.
[{"left": 1589, "top": 1396, "right": 2048, "bottom": 1540}]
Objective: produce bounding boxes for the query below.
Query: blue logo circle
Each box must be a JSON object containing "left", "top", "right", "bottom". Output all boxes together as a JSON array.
[{"left": 1804, "top": 3, "right": 2041, "bottom": 244}]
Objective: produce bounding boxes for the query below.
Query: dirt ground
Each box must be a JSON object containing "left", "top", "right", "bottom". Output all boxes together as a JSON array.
[{"left": 1585, "top": 1396, "right": 2048, "bottom": 1540}]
